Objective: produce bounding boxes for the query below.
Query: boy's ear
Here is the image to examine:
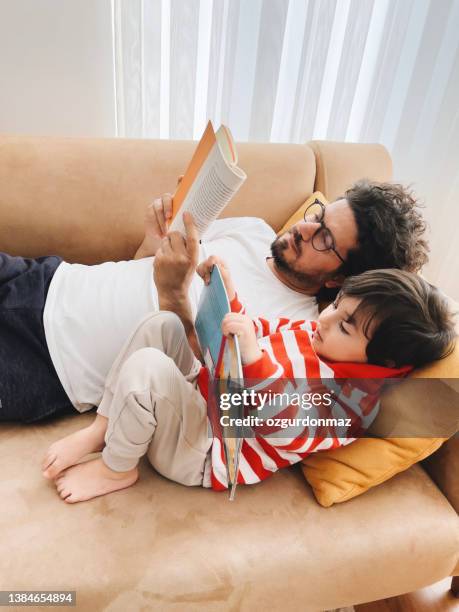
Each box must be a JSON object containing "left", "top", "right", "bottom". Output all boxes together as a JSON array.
[{"left": 324, "top": 275, "right": 345, "bottom": 289}]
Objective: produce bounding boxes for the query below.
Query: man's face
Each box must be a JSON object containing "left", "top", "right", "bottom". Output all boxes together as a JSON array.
[{"left": 270, "top": 198, "right": 359, "bottom": 289}]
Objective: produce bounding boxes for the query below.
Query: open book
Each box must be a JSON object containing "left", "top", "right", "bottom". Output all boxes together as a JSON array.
[
  {"left": 169, "top": 121, "right": 247, "bottom": 237},
  {"left": 194, "top": 265, "right": 244, "bottom": 501}
]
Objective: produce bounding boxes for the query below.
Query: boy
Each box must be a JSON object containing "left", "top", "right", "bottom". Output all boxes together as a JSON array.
[{"left": 42, "top": 252, "right": 456, "bottom": 503}]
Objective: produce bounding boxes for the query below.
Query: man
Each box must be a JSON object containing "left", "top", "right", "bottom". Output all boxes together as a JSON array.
[{"left": 0, "top": 180, "right": 428, "bottom": 422}]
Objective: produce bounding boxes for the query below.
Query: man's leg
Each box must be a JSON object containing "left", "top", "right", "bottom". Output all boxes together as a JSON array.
[
  {"left": 42, "top": 311, "right": 201, "bottom": 478},
  {"left": 54, "top": 345, "right": 209, "bottom": 503},
  {"left": 0, "top": 252, "right": 74, "bottom": 422}
]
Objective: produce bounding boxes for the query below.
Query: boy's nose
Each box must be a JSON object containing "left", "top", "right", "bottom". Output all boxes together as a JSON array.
[{"left": 318, "top": 309, "right": 333, "bottom": 329}]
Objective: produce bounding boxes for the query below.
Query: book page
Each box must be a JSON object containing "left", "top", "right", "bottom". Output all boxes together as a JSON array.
[{"left": 169, "top": 129, "right": 246, "bottom": 236}]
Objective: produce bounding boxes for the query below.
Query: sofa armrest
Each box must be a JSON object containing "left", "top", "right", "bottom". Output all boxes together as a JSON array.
[
  {"left": 423, "top": 437, "right": 459, "bottom": 514},
  {"left": 308, "top": 140, "right": 393, "bottom": 202}
]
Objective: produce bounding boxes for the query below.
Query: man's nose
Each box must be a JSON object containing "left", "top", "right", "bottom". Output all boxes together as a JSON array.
[{"left": 298, "top": 220, "right": 321, "bottom": 242}]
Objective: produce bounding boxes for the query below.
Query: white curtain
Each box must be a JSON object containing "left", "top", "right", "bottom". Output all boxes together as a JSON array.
[{"left": 112, "top": 0, "right": 459, "bottom": 300}]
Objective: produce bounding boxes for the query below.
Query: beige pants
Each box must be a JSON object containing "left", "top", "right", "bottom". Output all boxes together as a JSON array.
[{"left": 97, "top": 311, "right": 211, "bottom": 486}]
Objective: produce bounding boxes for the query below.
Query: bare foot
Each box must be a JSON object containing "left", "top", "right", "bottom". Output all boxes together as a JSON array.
[
  {"left": 42, "top": 416, "right": 108, "bottom": 479},
  {"left": 55, "top": 458, "right": 138, "bottom": 503}
]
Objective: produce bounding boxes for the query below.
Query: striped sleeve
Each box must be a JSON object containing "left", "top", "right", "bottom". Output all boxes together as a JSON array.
[{"left": 229, "top": 295, "right": 308, "bottom": 339}]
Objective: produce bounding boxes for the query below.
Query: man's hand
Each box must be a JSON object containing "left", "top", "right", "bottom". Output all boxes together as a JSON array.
[
  {"left": 153, "top": 212, "right": 202, "bottom": 361},
  {"left": 197, "top": 255, "right": 236, "bottom": 300},
  {"left": 134, "top": 175, "right": 184, "bottom": 259},
  {"left": 222, "top": 313, "right": 262, "bottom": 366},
  {"left": 153, "top": 212, "right": 199, "bottom": 307}
]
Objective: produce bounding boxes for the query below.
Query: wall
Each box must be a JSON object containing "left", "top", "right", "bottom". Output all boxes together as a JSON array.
[{"left": 0, "top": 0, "right": 116, "bottom": 137}]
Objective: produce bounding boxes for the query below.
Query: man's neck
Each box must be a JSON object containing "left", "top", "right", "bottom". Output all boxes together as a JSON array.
[{"left": 265, "top": 257, "right": 320, "bottom": 296}]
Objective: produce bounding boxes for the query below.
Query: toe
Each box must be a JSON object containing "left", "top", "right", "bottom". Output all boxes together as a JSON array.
[
  {"left": 59, "top": 488, "right": 71, "bottom": 500},
  {"left": 42, "top": 452, "right": 56, "bottom": 471},
  {"left": 64, "top": 494, "right": 78, "bottom": 504},
  {"left": 55, "top": 478, "right": 66, "bottom": 493},
  {"left": 43, "top": 460, "right": 60, "bottom": 480}
]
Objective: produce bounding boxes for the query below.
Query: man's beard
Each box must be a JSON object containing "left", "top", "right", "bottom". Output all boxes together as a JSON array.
[{"left": 270, "top": 233, "right": 337, "bottom": 289}]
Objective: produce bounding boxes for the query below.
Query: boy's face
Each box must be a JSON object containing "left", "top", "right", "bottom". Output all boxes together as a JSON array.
[{"left": 312, "top": 296, "right": 371, "bottom": 363}]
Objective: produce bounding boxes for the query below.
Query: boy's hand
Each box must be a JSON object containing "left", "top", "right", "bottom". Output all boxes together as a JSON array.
[
  {"left": 154, "top": 212, "right": 199, "bottom": 303},
  {"left": 197, "top": 255, "right": 236, "bottom": 300},
  {"left": 222, "top": 313, "right": 262, "bottom": 365}
]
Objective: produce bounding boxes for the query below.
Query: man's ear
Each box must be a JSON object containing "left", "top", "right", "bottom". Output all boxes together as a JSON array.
[{"left": 324, "top": 275, "right": 345, "bottom": 289}]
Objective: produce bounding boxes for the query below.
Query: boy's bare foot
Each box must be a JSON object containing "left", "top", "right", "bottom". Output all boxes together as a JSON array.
[
  {"left": 54, "top": 458, "right": 138, "bottom": 503},
  {"left": 42, "top": 416, "right": 108, "bottom": 479}
]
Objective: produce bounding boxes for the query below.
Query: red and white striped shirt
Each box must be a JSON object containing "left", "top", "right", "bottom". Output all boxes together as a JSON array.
[{"left": 198, "top": 296, "right": 411, "bottom": 491}]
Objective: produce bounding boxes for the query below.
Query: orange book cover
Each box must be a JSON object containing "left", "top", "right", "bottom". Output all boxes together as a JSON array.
[{"left": 171, "top": 120, "right": 216, "bottom": 221}]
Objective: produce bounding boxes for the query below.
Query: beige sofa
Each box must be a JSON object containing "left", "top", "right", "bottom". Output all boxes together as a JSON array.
[{"left": 0, "top": 135, "right": 458, "bottom": 611}]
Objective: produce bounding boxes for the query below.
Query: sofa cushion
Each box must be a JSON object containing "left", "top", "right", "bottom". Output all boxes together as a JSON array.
[
  {"left": 301, "top": 437, "right": 446, "bottom": 507},
  {"left": 1, "top": 413, "right": 458, "bottom": 611},
  {"left": 308, "top": 140, "right": 393, "bottom": 202},
  {"left": 0, "top": 136, "right": 316, "bottom": 263},
  {"left": 277, "top": 191, "right": 327, "bottom": 235}
]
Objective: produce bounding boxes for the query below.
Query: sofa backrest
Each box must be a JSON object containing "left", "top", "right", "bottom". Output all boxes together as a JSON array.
[
  {"left": 0, "top": 135, "right": 316, "bottom": 263},
  {"left": 0, "top": 135, "right": 396, "bottom": 264}
]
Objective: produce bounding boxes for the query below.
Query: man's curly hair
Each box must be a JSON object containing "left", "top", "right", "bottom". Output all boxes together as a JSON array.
[{"left": 339, "top": 180, "right": 429, "bottom": 277}]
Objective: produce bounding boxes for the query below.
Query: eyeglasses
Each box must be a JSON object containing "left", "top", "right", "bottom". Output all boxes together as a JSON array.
[{"left": 301, "top": 199, "right": 345, "bottom": 264}]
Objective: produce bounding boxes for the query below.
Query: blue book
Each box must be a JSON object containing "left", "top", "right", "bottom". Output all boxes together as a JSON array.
[{"left": 195, "top": 265, "right": 243, "bottom": 500}]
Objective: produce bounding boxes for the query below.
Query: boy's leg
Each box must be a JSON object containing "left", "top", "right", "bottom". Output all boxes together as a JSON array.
[
  {"left": 55, "top": 346, "right": 210, "bottom": 503},
  {"left": 97, "top": 310, "right": 201, "bottom": 418},
  {"left": 43, "top": 311, "right": 200, "bottom": 478}
]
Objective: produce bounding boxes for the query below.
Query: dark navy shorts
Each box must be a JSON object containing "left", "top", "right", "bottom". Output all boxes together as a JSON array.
[{"left": 0, "top": 252, "right": 76, "bottom": 423}]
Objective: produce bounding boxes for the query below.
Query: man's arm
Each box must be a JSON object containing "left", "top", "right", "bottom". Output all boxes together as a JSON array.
[
  {"left": 153, "top": 212, "right": 203, "bottom": 360},
  {"left": 158, "top": 291, "right": 202, "bottom": 362}
]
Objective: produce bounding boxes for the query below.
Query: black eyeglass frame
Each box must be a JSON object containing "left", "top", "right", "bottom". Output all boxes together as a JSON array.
[{"left": 302, "top": 199, "right": 345, "bottom": 264}]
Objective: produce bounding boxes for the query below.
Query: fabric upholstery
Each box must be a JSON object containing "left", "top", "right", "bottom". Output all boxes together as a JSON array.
[
  {"left": 1, "top": 413, "right": 458, "bottom": 611},
  {"left": 0, "top": 135, "right": 315, "bottom": 263},
  {"left": 308, "top": 140, "right": 393, "bottom": 202}
]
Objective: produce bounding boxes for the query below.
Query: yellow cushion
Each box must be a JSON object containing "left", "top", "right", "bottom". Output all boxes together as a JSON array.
[
  {"left": 301, "top": 346, "right": 459, "bottom": 506},
  {"left": 301, "top": 437, "right": 446, "bottom": 507},
  {"left": 277, "top": 191, "right": 328, "bottom": 235}
]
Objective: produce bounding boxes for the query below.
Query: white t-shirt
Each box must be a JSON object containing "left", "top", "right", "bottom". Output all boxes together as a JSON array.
[{"left": 43, "top": 217, "right": 318, "bottom": 412}]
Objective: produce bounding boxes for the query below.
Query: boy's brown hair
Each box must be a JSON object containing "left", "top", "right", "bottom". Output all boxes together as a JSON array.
[{"left": 339, "top": 269, "right": 456, "bottom": 368}]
